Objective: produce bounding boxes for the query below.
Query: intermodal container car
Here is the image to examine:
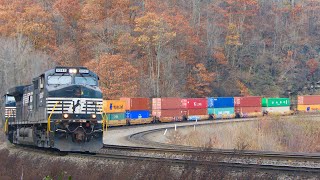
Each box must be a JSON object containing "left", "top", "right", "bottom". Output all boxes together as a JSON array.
[
  {"left": 207, "top": 97, "right": 234, "bottom": 108},
  {"left": 120, "top": 97, "right": 150, "bottom": 110},
  {"left": 262, "top": 98, "right": 290, "bottom": 107},
  {"left": 188, "top": 115, "right": 210, "bottom": 121},
  {"left": 234, "top": 107, "right": 262, "bottom": 117},
  {"left": 234, "top": 96, "right": 262, "bottom": 107},
  {"left": 297, "top": 96, "right": 320, "bottom": 105},
  {"left": 103, "top": 100, "right": 126, "bottom": 113},
  {"left": 181, "top": 98, "right": 208, "bottom": 109},
  {"left": 152, "top": 98, "right": 182, "bottom": 110},
  {"left": 125, "top": 110, "right": 150, "bottom": 119},
  {"left": 129, "top": 118, "right": 153, "bottom": 125}
]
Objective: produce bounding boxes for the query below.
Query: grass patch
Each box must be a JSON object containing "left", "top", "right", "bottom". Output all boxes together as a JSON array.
[{"left": 166, "top": 116, "right": 320, "bottom": 153}]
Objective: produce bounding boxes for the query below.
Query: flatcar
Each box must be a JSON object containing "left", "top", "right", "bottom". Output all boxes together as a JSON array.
[{"left": 3, "top": 67, "right": 103, "bottom": 152}]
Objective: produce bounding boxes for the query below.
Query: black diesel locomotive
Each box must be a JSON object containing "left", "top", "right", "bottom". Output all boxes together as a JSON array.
[{"left": 3, "top": 67, "right": 103, "bottom": 152}]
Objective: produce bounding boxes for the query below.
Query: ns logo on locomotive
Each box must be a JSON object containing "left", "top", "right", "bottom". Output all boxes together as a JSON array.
[{"left": 2, "top": 67, "right": 103, "bottom": 152}]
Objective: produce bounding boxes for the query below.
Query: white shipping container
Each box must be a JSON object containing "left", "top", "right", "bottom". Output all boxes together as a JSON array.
[{"left": 262, "top": 106, "right": 290, "bottom": 114}]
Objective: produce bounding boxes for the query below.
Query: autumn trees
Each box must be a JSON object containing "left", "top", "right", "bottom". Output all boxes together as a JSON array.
[
  {"left": 1, "top": 0, "right": 320, "bottom": 98},
  {"left": 85, "top": 54, "right": 138, "bottom": 99}
]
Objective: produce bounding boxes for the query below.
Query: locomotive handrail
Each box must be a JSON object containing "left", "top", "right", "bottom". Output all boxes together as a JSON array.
[
  {"left": 102, "top": 112, "right": 108, "bottom": 132},
  {"left": 3, "top": 109, "right": 12, "bottom": 134},
  {"left": 47, "top": 101, "right": 61, "bottom": 135}
]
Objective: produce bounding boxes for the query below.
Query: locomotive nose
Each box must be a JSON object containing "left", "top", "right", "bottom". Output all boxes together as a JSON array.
[{"left": 65, "top": 85, "right": 83, "bottom": 98}]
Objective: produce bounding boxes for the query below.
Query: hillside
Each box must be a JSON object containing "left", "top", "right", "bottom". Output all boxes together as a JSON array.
[{"left": 0, "top": 0, "right": 319, "bottom": 99}]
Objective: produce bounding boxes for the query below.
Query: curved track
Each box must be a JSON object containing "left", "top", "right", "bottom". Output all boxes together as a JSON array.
[
  {"left": 9, "top": 116, "right": 320, "bottom": 174},
  {"left": 101, "top": 116, "right": 320, "bottom": 173}
]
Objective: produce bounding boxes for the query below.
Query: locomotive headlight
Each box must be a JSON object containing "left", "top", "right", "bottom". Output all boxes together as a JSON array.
[
  {"left": 69, "top": 68, "right": 78, "bottom": 74},
  {"left": 91, "top": 114, "right": 97, "bottom": 119},
  {"left": 63, "top": 113, "right": 69, "bottom": 119}
]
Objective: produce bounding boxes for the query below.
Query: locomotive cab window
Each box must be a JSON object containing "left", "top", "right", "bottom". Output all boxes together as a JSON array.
[
  {"left": 75, "top": 75, "right": 97, "bottom": 86},
  {"left": 47, "top": 75, "right": 72, "bottom": 85},
  {"left": 5, "top": 96, "right": 15, "bottom": 106}
]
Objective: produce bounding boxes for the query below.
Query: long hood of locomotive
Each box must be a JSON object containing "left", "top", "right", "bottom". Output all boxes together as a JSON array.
[{"left": 46, "top": 85, "right": 103, "bottom": 120}]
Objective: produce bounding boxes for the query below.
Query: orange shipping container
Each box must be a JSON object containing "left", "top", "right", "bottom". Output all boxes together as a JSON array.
[
  {"left": 152, "top": 98, "right": 183, "bottom": 110},
  {"left": 120, "top": 97, "right": 150, "bottom": 110},
  {"left": 103, "top": 100, "right": 126, "bottom": 113},
  {"left": 187, "top": 109, "right": 208, "bottom": 116},
  {"left": 152, "top": 109, "right": 187, "bottom": 117}
]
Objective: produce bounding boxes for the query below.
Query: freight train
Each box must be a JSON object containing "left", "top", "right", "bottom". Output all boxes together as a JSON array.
[
  {"left": 2, "top": 67, "right": 103, "bottom": 152},
  {"left": 102, "top": 96, "right": 294, "bottom": 127}
]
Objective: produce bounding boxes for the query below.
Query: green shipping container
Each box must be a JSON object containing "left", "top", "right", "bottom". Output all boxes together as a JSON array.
[
  {"left": 211, "top": 107, "right": 235, "bottom": 119},
  {"left": 208, "top": 108, "right": 214, "bottom": 115},
  {"left": 211, "top": 108, "right": 235, "bottom": 115},
  {"left": 105, "top": 113, "right": 126, "bottom": 120},
  {"left": 262, "top": 98, "right": 290, "bottom": 107}
]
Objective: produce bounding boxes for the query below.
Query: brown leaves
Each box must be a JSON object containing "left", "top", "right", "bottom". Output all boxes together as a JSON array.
[
  {"left": 0, "top": 0, "right": 53, "bottom": 50},
  {"left": 213, "top": 50, "right": 228, "bottom": 65},
  {"left": 54, "top": 0, "right": 81, "bottom": 24},
  {"left": 85, "top": 54, "right": 138, "bottom": 99},
  {"left": 306, "top": 59, "right": 319, "bottom": 74},
  {"left": 187, "top": 63, "right": 215, "bottom": 97}
]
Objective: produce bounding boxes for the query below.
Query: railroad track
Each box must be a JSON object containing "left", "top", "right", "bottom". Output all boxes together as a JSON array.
[
  {"left": 100, "top": 117, "right": 320, "bottom": 173},
  {"left": 100, "top": 144, "right": 320, "bottom": 173},
  {"left": 8, "top": 115, "right": 320, "bottom": 174},
  {"left": 76, "top": 151, "right": 320, "bottom": 173},
  {"left": 11, "top": 143, "right": 320, "bottom": 173}
]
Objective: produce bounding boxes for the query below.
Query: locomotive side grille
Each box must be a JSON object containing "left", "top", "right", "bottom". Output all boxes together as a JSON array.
[
  {"left": 5, "top": 107, "right": 16, "bottom": 118},
  {"left": 46, "top": 97, "right": 103, "bottom": 114}
]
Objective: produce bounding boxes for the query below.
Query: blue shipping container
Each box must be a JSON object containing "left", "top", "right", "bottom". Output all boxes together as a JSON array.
[
  {"left": 207, "top": 97, "right": 234, "bottom": 108},
  {"left": 126, "top": 110, "right": 150, "bottom": 119}
]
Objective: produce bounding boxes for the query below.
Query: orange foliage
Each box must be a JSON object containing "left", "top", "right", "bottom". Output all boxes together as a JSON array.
[
  {"left": 306, "top": 59, "right": 319, "bottom": 74},
  {"left": 237, "top": 80, "right": 250, "bottom": 96},
  {"left": 187, "top": 63, "right": 215, "bottom": 97},
  {"left": 85, "top": 54, "right": 138, "bottom": 99},
  {"left": 213, "top": 50, "right": 228, "bottom": 65},
  {"left": 0, "top": 0, "right": 53, "bottom": 50},
  {"left": 54, "top": 0, "right": 81, "bottom": 25}
]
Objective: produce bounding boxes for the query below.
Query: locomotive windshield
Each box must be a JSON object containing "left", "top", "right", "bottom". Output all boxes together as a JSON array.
[
  {"left": 4, "top": 95, "right": 15, "bottom": 106},
  {"left": 75, "top": 76, "right": 97, "bottom": 86},
  {"left": 48, "top": 75, "right": 72, "bottom": 85},
  {"left": 6, "top": 96, "right": 15, "bottom": 103}
]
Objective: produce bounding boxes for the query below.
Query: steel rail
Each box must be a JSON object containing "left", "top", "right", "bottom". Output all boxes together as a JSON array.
[{"left": 72, "top": 151, "right": 320, "bottom": 173}]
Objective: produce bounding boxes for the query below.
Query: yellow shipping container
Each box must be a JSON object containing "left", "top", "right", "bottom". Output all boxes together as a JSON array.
[
  {"left": 297, "top": 105, "right": 320, "bottom": 112},
  {"left": 103, "top": 100, "right": 126, "bottom": 113}
]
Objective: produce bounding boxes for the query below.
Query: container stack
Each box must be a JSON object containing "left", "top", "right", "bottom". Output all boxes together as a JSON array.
[
  {"left": 262, "top": 98, "right": 291, "bottom": 115},
  {"left": 234, "top": 96, "right": 262, "bottom": 118},
  {"left": 120, "top": 97, "right": 152, "bottom": 125},
  {"left": 152, "top": 98, "right": 186, "bottom": 122},
  {"left": 208, "top": 97, "right": 235, "bottom": 119},
  {"left": 297, "top": 95, "right": 320, "bottom": 112},
  {"left": 102, "top": 100, "right": 126, "bottom": 127},
  {"left": 182, "top": 98, "right": 209, "bottom": 121}
]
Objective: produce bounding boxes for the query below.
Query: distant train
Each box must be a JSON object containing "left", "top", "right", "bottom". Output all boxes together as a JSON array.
[
  {"left": 2, "top": 67, "right": 103, "bottom": 152},
  {"left": 103, "top": 96, "right": 320, "bottom": 126},
  {"left": 102, "top": 97, "right": 294, "bottom": 127}
]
